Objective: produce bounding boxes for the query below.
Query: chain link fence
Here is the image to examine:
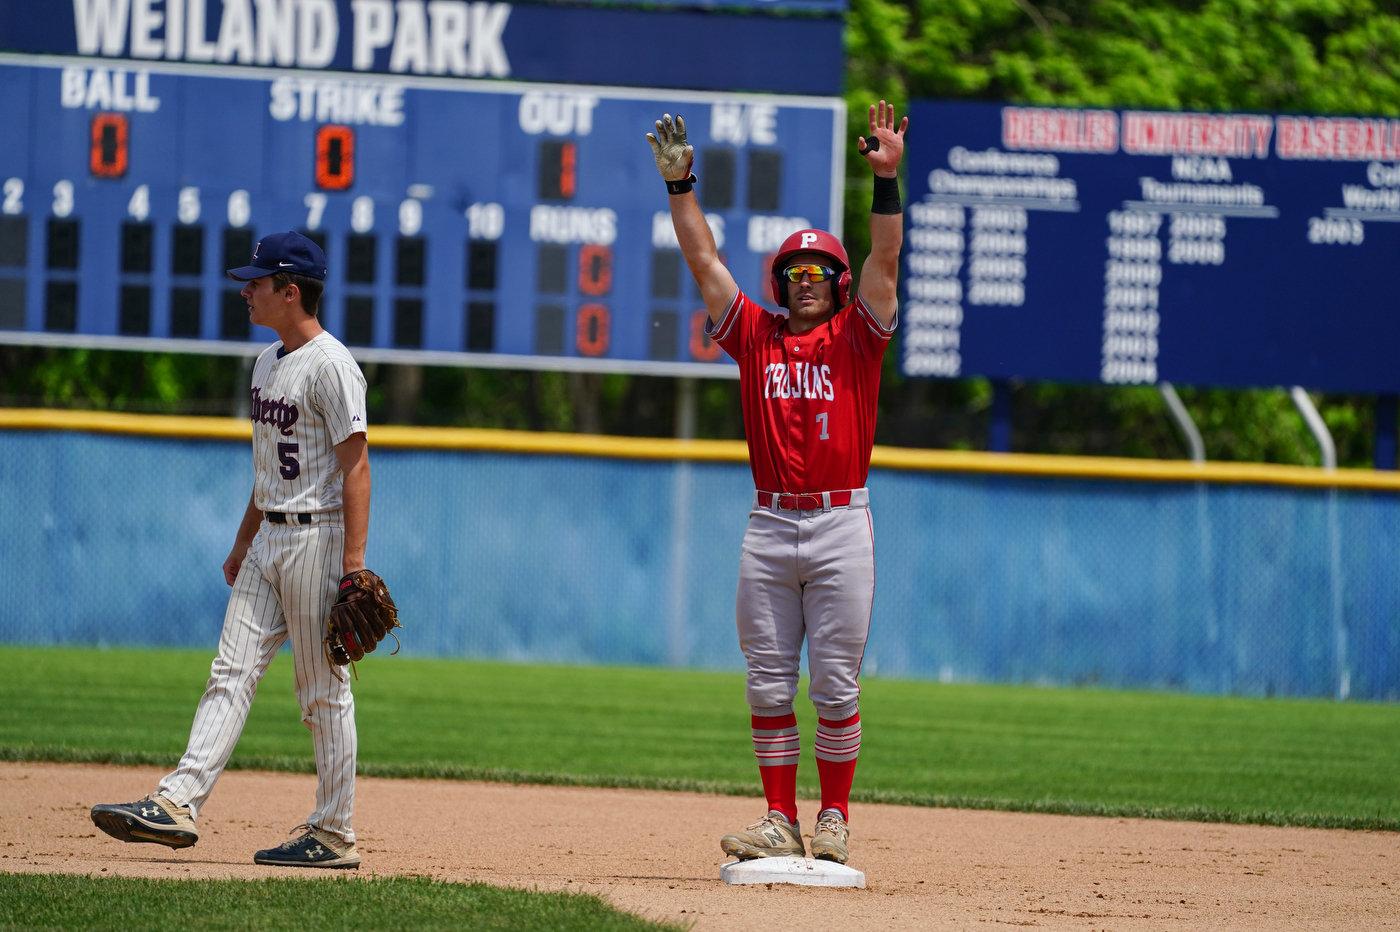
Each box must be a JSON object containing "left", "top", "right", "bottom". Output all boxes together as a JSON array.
[{"left": 1, "top": 428, "right": 1395, "bottom": 700}]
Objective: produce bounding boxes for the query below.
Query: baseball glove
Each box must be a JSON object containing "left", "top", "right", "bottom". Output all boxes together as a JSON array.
[{"left": 324, "top": 569, "right": 401, "bottom": 680}]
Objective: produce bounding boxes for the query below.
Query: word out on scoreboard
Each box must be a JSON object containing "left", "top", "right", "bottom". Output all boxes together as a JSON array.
[
  {"left": 0, "top": 56, "right": 843, "bottom": 374},
  {"left": 902, "top": 100, "right": 1400, "bottom": 393}
]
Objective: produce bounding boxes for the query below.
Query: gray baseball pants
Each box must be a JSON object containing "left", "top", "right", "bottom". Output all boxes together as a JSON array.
[{"left": 737, "top": 489, "right": 875, "bottom": 722}]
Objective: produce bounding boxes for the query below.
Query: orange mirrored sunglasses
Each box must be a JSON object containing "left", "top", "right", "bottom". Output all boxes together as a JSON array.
[{"left": 782, "top": 264, "right": 837, "bottom": 283}]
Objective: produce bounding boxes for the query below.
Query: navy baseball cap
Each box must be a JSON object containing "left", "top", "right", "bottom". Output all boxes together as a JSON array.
[{"left": 226, "top": 231, "right": 327, "bottom": 281}]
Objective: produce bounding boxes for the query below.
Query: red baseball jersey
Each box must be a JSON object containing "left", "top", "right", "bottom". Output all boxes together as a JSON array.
[{"left": 708, "top": 290, "right": 896, "bottom": 493}]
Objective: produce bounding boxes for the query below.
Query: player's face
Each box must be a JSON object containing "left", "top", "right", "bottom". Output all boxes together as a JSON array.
[
  {"left": 241, "top": 276, "right": 293, "bottom": 328},
  {"left": 784, "top": 251, "right": 837, "bottom": 326}
]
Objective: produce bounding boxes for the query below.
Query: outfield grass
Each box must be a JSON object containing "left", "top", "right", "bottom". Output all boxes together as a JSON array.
[
  {"left": 2, "top": 645, "right": 1397, "bottom": 830},
  {"left": 0, "top": 873, "right": 681, "bottom": 932}
]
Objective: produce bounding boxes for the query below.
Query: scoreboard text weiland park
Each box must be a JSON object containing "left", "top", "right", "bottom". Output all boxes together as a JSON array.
[
  {"left": 0, "top": 0, "right": 843, "bottom": 92},
  {"left": 903, "top": 101, "right": 1400, "bottom": 393}
]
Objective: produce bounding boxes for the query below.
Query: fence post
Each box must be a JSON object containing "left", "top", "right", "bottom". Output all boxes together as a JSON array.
[
  {"left": 1158, "top": 382, "right": 1205, "bottom": 463},
  {"left": 667, "top": 377, "right": 698, "bottom": 667},
  {"left": 1290, "top": 386, "right": 1336, "bottom": 471},
  {"left": 1291, "top": 386, "right": 1348, "bottom": 699},
  {"left": 1375, "top": 394, "right": 1397, "bottom": 470},
  {"left": 989, "top": 380, "right": 1012, "bottom": 452},
  {"left": 233, "top": 354, "right": 253, "bottom": 419}
]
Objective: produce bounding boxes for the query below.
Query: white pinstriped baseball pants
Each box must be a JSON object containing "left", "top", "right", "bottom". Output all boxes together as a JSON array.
[
  {"left": 737, "top": 490, "right": 875, "bottom": 722},
  {"left": 158, "top": 519, "right": 357, "bottom": 843}
]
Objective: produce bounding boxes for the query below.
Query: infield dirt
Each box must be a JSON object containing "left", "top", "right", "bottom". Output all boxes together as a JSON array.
[{"left": 2, "top": 762, "right": 1395, "bottom": 931}]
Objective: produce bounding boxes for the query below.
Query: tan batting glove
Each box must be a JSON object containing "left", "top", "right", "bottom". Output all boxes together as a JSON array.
[{"left": 646, "top": 114, "right": 694, "bottom": 182}]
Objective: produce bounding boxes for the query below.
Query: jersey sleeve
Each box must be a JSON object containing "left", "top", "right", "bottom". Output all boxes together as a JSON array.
[
  {"left": 311, "top": 358, "right": 368, "bottom": 445},
  {"left": 846, "top": 294, "right": 898, "bottom": 361},
  {"left": 704, "top": 289, "right": 773, "bottom": 359}
]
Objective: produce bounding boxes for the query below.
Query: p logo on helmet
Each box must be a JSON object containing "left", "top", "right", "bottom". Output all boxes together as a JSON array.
[{"left": 770, "top": 229, "right": 853, "bottom": 309}]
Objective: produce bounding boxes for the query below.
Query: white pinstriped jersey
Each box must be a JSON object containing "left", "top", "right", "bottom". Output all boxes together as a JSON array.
[{"left": 249, "top": 332, "right": 367, "bottom": 514}]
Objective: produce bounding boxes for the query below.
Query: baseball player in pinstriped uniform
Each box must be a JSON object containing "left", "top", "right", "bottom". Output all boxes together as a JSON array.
[
  {"left": 649, "top": 102, "right": 907, "bottom": 865},
  {"left": 92, "top": 232, "right": 370, "bottom": 869}
]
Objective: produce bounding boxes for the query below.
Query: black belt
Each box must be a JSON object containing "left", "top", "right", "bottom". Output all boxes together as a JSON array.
[{"left": 266, "top": 512, "right": 313, "bottom": 525}]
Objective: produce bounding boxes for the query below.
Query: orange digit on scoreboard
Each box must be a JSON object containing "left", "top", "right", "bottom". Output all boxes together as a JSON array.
[
  {"left": 690, "top": 309, "right": 722, "bottom": 361},
  {"left": 316, "top": 125, "right": 355, "bottom": 190},
  {"left": 90, "top": 113, "right": 128, "bottom": 178},
  {"left": 576, "top": 303, "right": 610, "bottom": 357},
  {"left": 578, "top": 243, "right": 612, "bottom": 296},
  {"left": 560, "top": 142, "right": 577, "bottom": 199}
]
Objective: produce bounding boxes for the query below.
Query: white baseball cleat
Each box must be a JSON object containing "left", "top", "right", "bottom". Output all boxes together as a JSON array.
[
  {"left": 810, "top": 809, "right": 850, "bottom": 864},
  {"left": 720, "top": 810, "right": 805, "bottom": 859}
]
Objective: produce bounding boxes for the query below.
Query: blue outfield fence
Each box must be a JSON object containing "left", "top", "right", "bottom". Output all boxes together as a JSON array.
[{"left": 1, "top": 426, "right": 1397, "bottom": 701}]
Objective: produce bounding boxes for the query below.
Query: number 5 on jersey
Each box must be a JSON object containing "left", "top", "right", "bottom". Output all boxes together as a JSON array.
[{"left": 277, "top": 442, "right": 300, "bottom": 479}]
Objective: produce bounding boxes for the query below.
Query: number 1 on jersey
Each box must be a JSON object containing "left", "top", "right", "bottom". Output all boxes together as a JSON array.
[{"left": 816, "top": 412, "right": 829, "bottom": 440}]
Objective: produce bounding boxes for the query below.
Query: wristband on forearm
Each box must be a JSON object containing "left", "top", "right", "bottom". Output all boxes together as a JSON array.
[
  {"left": 871, "top": 173, "right": 901, "bottom": 215},
  {"left": 666, "top": 173, "right": 697, "bottom": 195}
]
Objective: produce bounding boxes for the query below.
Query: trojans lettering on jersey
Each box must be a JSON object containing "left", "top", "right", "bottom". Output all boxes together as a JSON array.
[
  {"left": 708, "top": 290, "right": 896, "bottom": 494},
  {"left": 764, "top": 362, "right": 835, "bottom": 400}
]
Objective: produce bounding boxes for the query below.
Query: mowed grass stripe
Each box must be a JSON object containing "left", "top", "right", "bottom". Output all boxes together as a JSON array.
[
  {"left": 4, "top": 743, "right": 1394, "bottom": 832},
  {"left": 1, "top": 646, "right": 1397, "bottom": 830},
  {"left": 0, "top": 873, "right": 682, "bottom": 932}
]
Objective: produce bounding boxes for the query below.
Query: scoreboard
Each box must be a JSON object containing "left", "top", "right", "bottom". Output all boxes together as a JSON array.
[
  {"left": 902, "top": 99, "right": 1400, "bottom": 393},
  {"left": 0, "top": 54, "right": 845, "bottom": 376}
]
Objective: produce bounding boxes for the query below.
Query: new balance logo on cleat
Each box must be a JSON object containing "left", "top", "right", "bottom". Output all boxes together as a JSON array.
[{"left": 721, "top": 812, "right": 805, "bottom": 861}]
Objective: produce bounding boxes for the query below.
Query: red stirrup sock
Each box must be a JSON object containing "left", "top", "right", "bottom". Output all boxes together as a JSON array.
[
  {"left": 751, "top": 712, "right": 799, "bottom": 824},
  {"left": 814, "top": 712, "right": 861, "bottom": 821}
]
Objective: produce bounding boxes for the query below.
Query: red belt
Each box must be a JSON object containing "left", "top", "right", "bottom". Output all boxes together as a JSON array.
[{"left": 757, "top": 490, "right": 853, "bottom": 511}]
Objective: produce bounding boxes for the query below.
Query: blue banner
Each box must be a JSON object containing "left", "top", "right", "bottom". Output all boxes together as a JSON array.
[
  {"left": 902, "top": 100, "right": 1400, "bottom": 393},
  {"left": 0, "top": 0, "right": 843, "bottom": 94}
]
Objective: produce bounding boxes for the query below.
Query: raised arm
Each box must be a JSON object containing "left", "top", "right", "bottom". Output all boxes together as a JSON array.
[
  {"left": 647, "top": 114, "right": 738, "bottom": 323},
  {"left": 856, "top": 101, "right": 908, "bottom": 329}
]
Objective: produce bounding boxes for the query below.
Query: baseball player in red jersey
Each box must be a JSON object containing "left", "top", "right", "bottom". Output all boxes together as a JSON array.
[{"left": 648, "top": 102, "right": 907, "bottom": 865}]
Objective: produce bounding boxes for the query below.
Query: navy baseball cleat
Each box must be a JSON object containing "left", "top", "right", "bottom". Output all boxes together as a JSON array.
[
  {"left": 254, "top": 825, "right": 361, "bottom": 869},
  {"left": 90, "top": 794, "right": 199, "bottom": 849}
]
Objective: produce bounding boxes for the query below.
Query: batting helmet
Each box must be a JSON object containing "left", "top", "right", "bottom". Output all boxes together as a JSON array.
[{"left": 770, "top": 229, "right": 852, "bottom": 310}]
